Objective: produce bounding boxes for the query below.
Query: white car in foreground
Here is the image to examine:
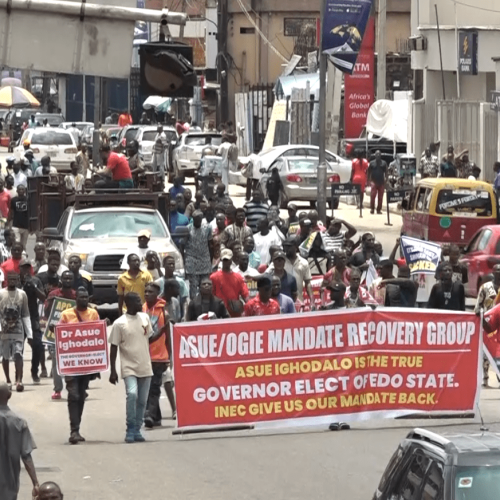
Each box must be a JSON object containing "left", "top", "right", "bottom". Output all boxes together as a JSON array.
[{"left": 15, "top": 128, "right": 78, "bottom": 171}]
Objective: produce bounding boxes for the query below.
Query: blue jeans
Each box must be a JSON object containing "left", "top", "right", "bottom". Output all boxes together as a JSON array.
[{"left": 124, "top": 376, "right": 151, "bottom": 434}]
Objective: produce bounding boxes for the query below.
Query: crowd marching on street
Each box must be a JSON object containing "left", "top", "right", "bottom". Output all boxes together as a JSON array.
[{"left": 1, "top": 113, "right": 500, "bottom": 500}]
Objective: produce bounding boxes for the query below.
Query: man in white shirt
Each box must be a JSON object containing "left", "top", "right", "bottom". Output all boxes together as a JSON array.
[
  {"left": 253, "top": 217, "right": 282, "bottom": 266},
  {"left": 34, "top": 156, "right": 57, "bottom": 177},
  {"left": 64, "top": 162, "right": 85, "bottom": 193},
  {"left": 121, "top": 229, "right": 152, "bottom": 270},
  {"left": 10, "top": 162, "right": 27, "bottom": 189},
  {"left": 234, "top": 252, "right": 260, "bottom": 278},
  {"left": 109, "top": 292, "right": 163, "bottom": 443},
  {"left": 67, "top": 123, "right": 81, "bottom": 145}
]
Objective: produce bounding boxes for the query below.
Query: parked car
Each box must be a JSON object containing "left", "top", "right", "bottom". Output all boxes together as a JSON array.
[
  {"left": 117, "top": 125, "right": 143, "bottom": 153},
  {"left": 43, "top": 203, "right": 183, "bottom": 304},
  {"left": 14, "top": 128, "right": 77, "bottom": 171},
  {"left": 258, "top": 156, "right": 344, "bottom": 208},
  {"left": 460, "top": 225, "right": 500, "bottom": 297},
  {"left": 340, "top": 130, "right": 406, "bottom": 164},
  {"left": 373, "top": 427, "right": 500, "bottom": 500},
  {"left": 34, "top": 113, "right": 65, "bottom": 127},
  {"left": 60, "top": 121, "right": 93, "bottom": 132},
  {"left": 136, "top": 126, "right": 177, "bottom": 167},
  {"left": 172, "top": 132, "right": 222, "bottom": 180},
  {"left": 4, "top": 108, "right": 39, "bottom": 143},
  {"left": 244, "top": 144, "right": 352, "bottom": 183}
]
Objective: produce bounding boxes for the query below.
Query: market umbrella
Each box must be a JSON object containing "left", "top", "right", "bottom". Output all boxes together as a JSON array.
[{"left": 0, "top": 86, "right": 40, "bottom": 108}]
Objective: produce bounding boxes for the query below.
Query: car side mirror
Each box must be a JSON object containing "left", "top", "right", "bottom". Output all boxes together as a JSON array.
[
  {"left": 259, "top": 168, "right": 265, "bottom": 174},
  {"left": 42, "top": 227, "right": 63, "bottom": 241}
]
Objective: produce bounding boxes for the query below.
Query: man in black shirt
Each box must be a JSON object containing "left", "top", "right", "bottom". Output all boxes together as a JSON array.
[
  {"left": 19, "top": 260, "right": 46, "bottom": 384},
  {"left": 384, "top": 266, "right": 418, "bottom": 308},
  {"left": 37, "top": 254, "right": 62, "bottom": 294},
  {"left": 434, "top": 244, "right": 468, "bottom": 284},
  {"left": 186, "top": 276, "right": 229, "bottom": 321},
  {"left": 367, "top": 150, "right": 388, "bottom": 214},
  {"left": 68, "top": 255, "right": 93, "bottom": 298},
  {"left": 427, "top": 262, "right": 465, "bottom": 311},
  {"left": 350, "top": 231, "right": 380, "bottom": 269},
  {"left": 7, "top": 184, "right": 30, "bottom": 249}
]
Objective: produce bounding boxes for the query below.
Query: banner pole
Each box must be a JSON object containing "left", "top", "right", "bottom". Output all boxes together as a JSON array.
[{"left": 385, "top": 193, "right": 392, "bottom": 226}]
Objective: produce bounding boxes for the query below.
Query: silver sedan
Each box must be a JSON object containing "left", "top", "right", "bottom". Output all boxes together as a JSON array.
[{"left": 258, "top": 156, "right": 342, "bottom": 208}]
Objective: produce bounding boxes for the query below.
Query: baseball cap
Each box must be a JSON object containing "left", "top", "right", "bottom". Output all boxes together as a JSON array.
[
  {"left": 221, "top": 249, "right": 233, "bottom": 261},
  {"left": 287, "top": 203, "right": 298, "bottom": 212},
  {"left": 24, "top": 149, "right": 34, "bottom": 157},
  {"left": 19, "top": 258, "right": 32, "bottom": 267},
  {"left": 6, "top": 156, "right": 15, "bottom": 163},
  {"left": 327, "top": 281, "right": 346, "bottom": 292},
  {"left": 272, "top": 251, "right": 286, "bottom": 261},
  {"left": 137, "top": 229, "right": 152, "bottom": 239}
]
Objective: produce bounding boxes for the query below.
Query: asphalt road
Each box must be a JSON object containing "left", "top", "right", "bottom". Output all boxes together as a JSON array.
[{"left": 1, "top": 147, "right": 488, "bottom": 499}]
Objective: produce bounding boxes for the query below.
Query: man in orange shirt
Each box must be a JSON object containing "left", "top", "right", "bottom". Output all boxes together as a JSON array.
[
  {"left": 118, "top": 110, "right": 133, "bottom": 128},
  {"left": 58, "top": 287, "right": 99, "bottom": 444},
  {"left": 142, "top": 282, "right": 175, "bottom": 427}
]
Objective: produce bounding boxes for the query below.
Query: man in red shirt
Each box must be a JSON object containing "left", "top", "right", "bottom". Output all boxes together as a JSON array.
[
  {"left": 0, "top": 178, "right": 11, "bottom": 219},
  {"left": 244, "top": 275, "right": 280, "bottom": 317},
  {"left": 210, "top": 249, "right": 249, "bottom": 317},
  {"left": 0, "top": 242, "right": 31, "bottom": 285},
  {"left": 94, "top": 145, "right": 134, "bottom": 190}
]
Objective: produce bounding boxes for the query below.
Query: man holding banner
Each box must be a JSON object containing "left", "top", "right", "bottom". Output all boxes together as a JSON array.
[{"left": 58, "top": 287, "right": 99, "bottom": 445}]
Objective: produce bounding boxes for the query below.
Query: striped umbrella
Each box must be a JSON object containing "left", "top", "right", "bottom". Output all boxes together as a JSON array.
[{"left": 0, "top": 86, "right": 40, "bottom": 108}]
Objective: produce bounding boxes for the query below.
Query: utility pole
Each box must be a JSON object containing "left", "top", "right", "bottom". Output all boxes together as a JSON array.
[
  {"left": 217, "top": 0, "right": 229, "bottom": 124},
  {"left": 92, "top": 77, "right": 101, "bottom": 167},
  {"left": 376, "top": 0, "right": 386, "bottom": 100},
  {"left": 179, "top": 0, "right": 187, "bottom": 40},
  {"left": 317, "top": 0, "right": 328, "bottom": 224}
]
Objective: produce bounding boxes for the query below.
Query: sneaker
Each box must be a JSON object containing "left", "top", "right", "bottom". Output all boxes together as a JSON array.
[
  {"left": 124, "top": 433, "right": 135, "bottom": 444},
  {"left": 144, "top": 416, "right": 154, "bottom": 429},
  {"left": 172, "top": 411, "right": 177, "bottom": 420},
  {"left": 16, "top": 383, "right": 24, "bottom": 393},
  {"left": 32, "top": 376, "right": 41, "bottom": 385},
  {"left": 134, "top": 432, "right": 146, "bottom": 442},
  {"left": 52, "top": 391, "right": 62, "bottom": 400},
  {"left": 69, "top": 432, "right": 80, "bottom": 445},
  {"left": 40, "top": 369, "right": 48, "bottom": 378}
]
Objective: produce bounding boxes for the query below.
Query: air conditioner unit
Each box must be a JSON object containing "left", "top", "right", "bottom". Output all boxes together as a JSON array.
[{"left": 408, "top": 35, "right": 427, "bottom": 51}]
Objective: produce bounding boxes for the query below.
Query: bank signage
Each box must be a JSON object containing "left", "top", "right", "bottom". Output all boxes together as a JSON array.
[{"left": 458, "top": 31, "right": 478, "bottom": 75}]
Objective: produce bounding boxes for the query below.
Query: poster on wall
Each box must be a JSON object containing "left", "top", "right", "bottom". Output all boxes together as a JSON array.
[{"left": 321, "top": 0, "right": 374, "bottom": 74}]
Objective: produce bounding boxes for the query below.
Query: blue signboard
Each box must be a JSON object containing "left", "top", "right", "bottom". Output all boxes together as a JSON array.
[{"left": 321, "top": 0, "right": 373, "bottom": 74}]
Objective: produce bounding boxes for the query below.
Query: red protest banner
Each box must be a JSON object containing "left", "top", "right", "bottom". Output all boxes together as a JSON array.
[
  {"left": 172, "top": 309, "right": 481, "bottom": 429},
  {"left": 55, "top": 320, "right": 109, "bottom": 376}
]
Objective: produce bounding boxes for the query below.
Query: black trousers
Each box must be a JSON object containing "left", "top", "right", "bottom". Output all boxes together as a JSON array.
[
  {"left": 30, "top": 329, "right": 43, "bottom": 377},
  {"left": 95, "top": 179, "right": 120, "bottom": 190},
  {"left": 66, "top": 375, "right": 91, "bottom": 433},
  {"left": 145, "top": 362, "right": 167, "bottom": 423}
]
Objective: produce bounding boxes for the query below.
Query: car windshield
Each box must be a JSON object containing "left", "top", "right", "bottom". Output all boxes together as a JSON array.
[
  {"left": 185, "top": 135, "right": 222, "bottom": 147},
  {"left": 69, "top": 211, "right": 168, "bottom": 239},
  {"left": 436, "top": 189, "right": 493, "bottom": 216},
  {"left": 455, "top": 466, "right": 500, "bottom": 500},
  {"left": 31, "top": 131, "right": 73, "bottom": 145}
]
